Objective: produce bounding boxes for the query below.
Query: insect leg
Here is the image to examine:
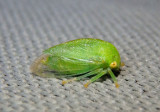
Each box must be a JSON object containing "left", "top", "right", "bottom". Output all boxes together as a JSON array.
[
  {"left": 76, "top": 68, "right": 103, "bottom": 80},
  {"left": 107, "top": 68, "right": 119, "bottom": 88},
  {"left": 84, "top": 70, "right": 107, "bottom": 88},
  {"left": 121, "top": 62, "right": 125, "bottom": 67},
  {"left": 62, "top": 68, "right": 103, "bottom": 85},
  {"left": 62, "top": 78, "right": 77, "bottom": 85}
]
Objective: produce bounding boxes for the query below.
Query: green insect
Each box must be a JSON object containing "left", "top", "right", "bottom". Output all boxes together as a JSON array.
[{"left": 30, "top": 38, "right": 124, "bottom": 88}]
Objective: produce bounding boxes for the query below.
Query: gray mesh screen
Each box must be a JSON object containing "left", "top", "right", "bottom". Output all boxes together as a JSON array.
[{"left": 0, "top": 0, "right": 160, "bottom": 112}]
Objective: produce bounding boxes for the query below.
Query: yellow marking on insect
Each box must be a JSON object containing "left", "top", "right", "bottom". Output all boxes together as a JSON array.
[
  {"left": 110, "top": 61, "right": 117, "bottom": 68},
  {"left": 114, "top": 82, "right": 120, "bottom": 88},
  {"left": 121, "top": 62, "right": 125, "bottom": 67},
  {"left": 84, "top": 81, "right": 91, "bottom": 88},
  {"left": 62, "top": 78, "right": 77, "bottom": 85},
  {"left": 40, "top": 56, "right": 49, "bottom": 64}
]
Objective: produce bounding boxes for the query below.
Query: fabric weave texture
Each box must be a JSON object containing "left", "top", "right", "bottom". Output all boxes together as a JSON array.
[{"left": 0, "top": 0, "right": 160, "bottom": 112}]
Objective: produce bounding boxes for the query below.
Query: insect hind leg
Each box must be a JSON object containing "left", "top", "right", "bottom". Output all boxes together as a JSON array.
[{"left": 62, "top": 68, "right": 103, "bottom": 85}]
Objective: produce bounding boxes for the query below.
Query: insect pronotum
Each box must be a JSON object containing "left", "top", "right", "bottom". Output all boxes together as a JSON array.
[{"left": 30, "top": 38, "right": 124, "bottom": 88}]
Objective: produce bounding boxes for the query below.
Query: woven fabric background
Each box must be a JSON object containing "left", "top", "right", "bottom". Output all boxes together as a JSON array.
[{"left": 0, "top": 0, "right": 160, "bottom": 112}]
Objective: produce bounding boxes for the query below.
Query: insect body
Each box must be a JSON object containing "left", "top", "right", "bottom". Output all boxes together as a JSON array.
[{"left": 30, "top": 38, "right": 123, "bottom": 88}]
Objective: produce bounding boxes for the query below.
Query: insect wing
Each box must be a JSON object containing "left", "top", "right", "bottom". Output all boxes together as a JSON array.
[{"left": 44, "top": 55, "right": 103, "bottom": 76}]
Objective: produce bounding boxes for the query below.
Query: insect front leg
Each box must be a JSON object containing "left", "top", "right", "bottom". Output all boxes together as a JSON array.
[
  {"left": 62, "top": 68, "right": 103, "bottom": 85},
  {"left": 107, "top": 68, "right": 119, "bottom": 88}
]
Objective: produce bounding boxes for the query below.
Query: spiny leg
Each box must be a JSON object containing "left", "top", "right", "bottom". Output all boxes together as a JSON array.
[
  {"left": 62, "top": 68, "right": 103, "bottom": 85},
  {"left": 107, "top": 68, "right": 119, "bottom": 88},
  {"left": 84, "top": 70, "right": 107, "bottom": 88},
  {"left": 76, "top": 68, "right": 103, "bottom": 81}
]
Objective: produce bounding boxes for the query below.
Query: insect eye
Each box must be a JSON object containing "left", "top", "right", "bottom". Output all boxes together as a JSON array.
[{"left": 110, "top": 61, "right": 117, "bottom": 69}]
